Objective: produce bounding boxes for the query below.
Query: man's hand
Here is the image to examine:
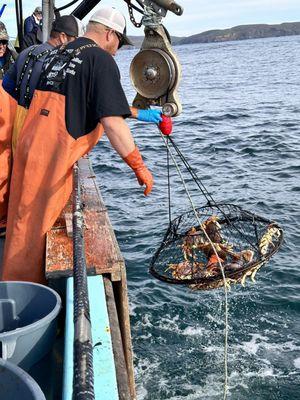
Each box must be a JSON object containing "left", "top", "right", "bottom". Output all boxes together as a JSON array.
[
  {"left": 137, "top": 109, "right": 162, "bottom": 123},
  {"left": 101, "top": 116, "right": 154, "bottom": 195},
  {"left": 123, "top": 146, "right": 153, "bottom": 196}
]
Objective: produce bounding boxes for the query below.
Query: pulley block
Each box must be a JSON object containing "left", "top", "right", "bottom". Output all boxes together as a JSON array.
[{"left": 130, "top": 25, "right": 182, "bottom": 116}]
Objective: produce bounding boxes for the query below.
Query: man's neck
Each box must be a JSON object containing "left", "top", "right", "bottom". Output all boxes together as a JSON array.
[
  {"left": 47, "top": 38, "right": 60, "bottom": 47},
  {"left": 33, "top": 14, "right": 40, "bottom": 24},
  {"left": 83, "top": 32, "right": 102, "bottom": 49}
]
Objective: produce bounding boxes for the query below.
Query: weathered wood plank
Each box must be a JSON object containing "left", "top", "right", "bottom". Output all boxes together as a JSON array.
[
  {"left": 113, "top": 267, "right": 137, "bottom": 400},
  {"left": 46, "top": 157, "right": 124, "bottom": 281},
  {"left": 104, "top": 277, "right": 131, "bottom": 400}
]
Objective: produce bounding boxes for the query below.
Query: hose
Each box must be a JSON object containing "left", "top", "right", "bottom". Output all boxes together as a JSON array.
[{"left": 72, "top": 163, "right": 95, "bottom": 400}]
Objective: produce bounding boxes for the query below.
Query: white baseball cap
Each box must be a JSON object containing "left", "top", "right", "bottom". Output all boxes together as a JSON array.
[{"left": 89, "top": 7, "right": 133, "bottom": 48}]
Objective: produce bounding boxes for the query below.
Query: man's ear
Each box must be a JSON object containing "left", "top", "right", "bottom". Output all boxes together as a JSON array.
[
  {"left": 60, "top": 32, "right": 68, "bottom": 44},
  {"left": 105, "top": 30, "right": 112, "bottom": 42}
]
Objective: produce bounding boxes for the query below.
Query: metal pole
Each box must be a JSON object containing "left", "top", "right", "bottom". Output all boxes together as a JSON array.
[
  {"left": 15, "top": 0, "right": 23, "bottom": 49},
  {"left": 72, "top": 163, "right": 95, "bottom": 400},
  {"left": 42, "top": 0, "right": 55, "bottom": 42},
  {"left": 72, "top": 0, "right": 101, "bottom": 19}
]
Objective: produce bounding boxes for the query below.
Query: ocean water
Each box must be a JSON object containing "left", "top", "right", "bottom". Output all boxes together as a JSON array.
[{"left": 90, "top": 35, "right": 300, "bottom": 399}]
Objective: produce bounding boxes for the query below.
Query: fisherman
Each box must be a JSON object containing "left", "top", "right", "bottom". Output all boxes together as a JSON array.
[
  {"left": 24, "top": 7, "right": 43, "bottom": 36},
  {"left": 0, "top": 22, "right": 17, "bottom": 237},
  {"left": 0, "top": 22, "right": 15, "bottom": 78},
  {"left": 1, "top": 7, "right": 161, "bottom": 283},
  {"left": 0, "top": 15, "right": 82, "bottom": 239},
  {"left": 3, "top": 15, "right": 84, "bottom": 153},
  {"left": 22, "top": 7, "right": 43, "bottom": 49}
]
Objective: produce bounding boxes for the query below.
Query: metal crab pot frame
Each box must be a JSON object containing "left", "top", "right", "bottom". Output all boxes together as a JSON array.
[{"left": 149, "top": 203, "right": 283, "bottom": 289}]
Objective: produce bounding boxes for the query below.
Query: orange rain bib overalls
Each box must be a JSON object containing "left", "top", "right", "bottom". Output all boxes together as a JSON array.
[
  {"left": 1, "top": 38, "right": 132, "bottom": 283},
  {"left": 0, "top": 83, "right": 17, "bottom": 230},
  {"left": 1, "top": 90, "right": 104, "bottom": 282}
]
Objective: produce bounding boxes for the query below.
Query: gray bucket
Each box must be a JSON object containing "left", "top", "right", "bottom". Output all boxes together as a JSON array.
[
  {"left": 0, "top": 281, "right": 61, "bottom": 370},
  {"left": 0, "top": 359, "right": 46, "bottom": 399}
]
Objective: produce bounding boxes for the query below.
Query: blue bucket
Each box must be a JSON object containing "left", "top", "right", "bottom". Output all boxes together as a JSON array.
[
  {"left": 0, "top": 359, "right": 46, "bottom": 399},
  {"left": 0, "top": 281, "right": 61, "bottom": 370}
]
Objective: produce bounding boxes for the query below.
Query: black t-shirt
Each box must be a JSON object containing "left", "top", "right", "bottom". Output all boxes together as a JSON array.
[{"left": 38, "top": 37, "right": 131, "bottom": 139}]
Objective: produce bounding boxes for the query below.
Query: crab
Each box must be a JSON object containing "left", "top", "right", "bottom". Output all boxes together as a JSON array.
[
  {"left": 178, "top": 215, "right": 257, "bottom": 284},
  {"left": 259, "top": 226, "right": 281, "bottom": 256},
  {"left": 181, "top": 216, "right": 225, "bottom": 260},
  {"left": 166, "top": 260, "right": 204, "bottom": 280}
]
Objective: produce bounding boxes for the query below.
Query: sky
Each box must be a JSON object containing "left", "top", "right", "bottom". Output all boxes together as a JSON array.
[{"left": 2, "top": 0, "right": 300, "bottom": 39}]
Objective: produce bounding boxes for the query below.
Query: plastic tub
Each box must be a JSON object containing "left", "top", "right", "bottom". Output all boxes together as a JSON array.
[
  {"left": 0, "top": 281, "right": 61, "bottom": 370},
  {"left": 0, "top": 359, "right": 46, "bottom": 399}
]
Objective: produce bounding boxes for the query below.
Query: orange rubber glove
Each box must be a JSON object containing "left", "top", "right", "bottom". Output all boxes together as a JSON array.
[{"left": 123, "top": 146, "right": 153, "bottom": 196}]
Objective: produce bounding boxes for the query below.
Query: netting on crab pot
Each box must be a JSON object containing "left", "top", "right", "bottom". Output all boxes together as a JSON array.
[{"left": 149, "top": 203, "right": 283, "bottom": 290}]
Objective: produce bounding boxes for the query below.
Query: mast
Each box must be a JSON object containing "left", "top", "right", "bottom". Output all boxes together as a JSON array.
[
  {"left": 15, "top": 0, "right": 23, "bottom": 49},
  {"left": 42, "top": 0, "right": 55, "bottom": 42}
]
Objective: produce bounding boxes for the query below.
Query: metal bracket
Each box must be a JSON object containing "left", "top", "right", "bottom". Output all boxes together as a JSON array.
[{"left": 135, "top": 0, "right": 183, "bottom": 17}]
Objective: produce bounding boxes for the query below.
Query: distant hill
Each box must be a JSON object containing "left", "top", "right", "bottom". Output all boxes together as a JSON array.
[
  {"left": 176, "top": 22, "right": 300, "bottom": 45},
  {"left": 127, "top": 35, "right": 183, "bottom": 48},
  {"left": 127, "top": 22, "right": 300, "bottom": 48}
]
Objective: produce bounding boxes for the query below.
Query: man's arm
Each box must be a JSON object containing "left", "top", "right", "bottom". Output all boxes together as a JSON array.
[
  {"left": 101, "top": 115, "right": 153, "bottom": 196},
  {"left": 24, "top": 17, "right": 34, "bottom": 35},
  {"left": 2, "top": 63, "right": 18, "bottom": 99},
  {"left": 101, "top": 115, "right": 135, "bottom": 156}
]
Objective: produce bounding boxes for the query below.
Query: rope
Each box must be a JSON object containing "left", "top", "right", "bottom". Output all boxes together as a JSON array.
[
  {"left": 166, "top": 137, "right": 172, "bottom": 224},
  {"left": 159, "top": 130, "right": 229, "bottom": 399},
  {"left": 168, "top": 136, "right": 259, "bottom": 253},
  {"left": 168, "top": 137, "right": 215, "bottom": 204}
]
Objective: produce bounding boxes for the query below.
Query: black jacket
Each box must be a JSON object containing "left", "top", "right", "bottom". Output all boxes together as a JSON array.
[{"left": 0, "top": 48, "right": 15, "bottom": 79}]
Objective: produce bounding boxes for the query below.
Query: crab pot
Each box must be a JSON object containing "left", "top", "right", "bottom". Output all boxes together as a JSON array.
[{"left": 149, "top": 203, "right": 283, "bottom": 289}]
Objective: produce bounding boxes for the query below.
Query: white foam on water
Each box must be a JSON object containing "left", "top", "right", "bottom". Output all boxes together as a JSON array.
[
  {"left": 182, "top": 326, "right": 206, "bottom": 336},
  {"left": 134, "top": 357, "right": 161, "bottom": 399},
  {"left": 240, "top": 333, "right": 269, "bottom": 355},
  {"left": 139, "top": 332, "right": 152, "bottom": 340},
  {"left": 263, "top": 339, "right": 300, "bottom": 353},
  {"left": 167, "top": 377, "right": 223, "bottom": 399},
  {"left": 157, "top": 376, "right": 170, "bottom": 392},
  {"left": 206, "top": 312, "right": 224, "bottom": 326},
  {"left": 136, "top": 385, "right": 148, "bottom": 400},
  {"left": 128, "top": 299, "right": 138, "bottom": 317},
  {"left": 259, "top": 315, "right": 278, "bottom": 326},
  {"left": 294, "top": 357, "right": 300, "bottom": 368},
  {"left": 225, "top": 364, "right": 280, "bottom": 393},
  {"left": 135, "top": 313, "right": 153, "bottom": 329},
  {"left": 157, "top": 314, "right": 182, "bottom": 333},
  {"left": 227, "top": 370, "right": 248, "bottom": 390},
  {"left": 204, "top": 344, "right": 224, "bottom": 354},
  {"left": 248, "top": 366, "right": 276, "bottom": 378}
]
